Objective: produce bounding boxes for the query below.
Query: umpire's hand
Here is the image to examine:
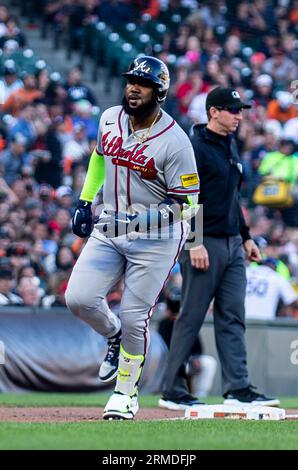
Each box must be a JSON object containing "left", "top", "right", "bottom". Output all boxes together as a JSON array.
[
  {"left": 244, "top": 239, "right": 261, "bottom": 262},
  {"left": 72, "top": 200, "right": 93, "bottom": 238},
  {"left": 190, "top": 244, "right": 209, "bottom": 271}
]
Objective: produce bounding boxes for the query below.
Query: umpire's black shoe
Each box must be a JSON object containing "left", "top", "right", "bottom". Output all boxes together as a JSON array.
[
  {"left": 158, "top": 394, "right": 205, "bottom": 410},
  {"left": 223, "top": 386, "right": 280, "bottom": 407},
  {"left": 99, "top": 330, "right": 121, "bottom": 383}
]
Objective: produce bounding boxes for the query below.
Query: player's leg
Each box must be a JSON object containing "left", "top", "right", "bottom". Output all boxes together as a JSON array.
[
  {"left": 103, "top": 235, "right": 184, "bottom": 420},
  {"left": 65, "top": 234, "right": 126, "bottom": 382}
]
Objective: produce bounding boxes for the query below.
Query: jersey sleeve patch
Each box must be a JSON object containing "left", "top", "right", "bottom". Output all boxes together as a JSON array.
[{"left": 180, "top": 173, "right": 199, "bottom": 188}]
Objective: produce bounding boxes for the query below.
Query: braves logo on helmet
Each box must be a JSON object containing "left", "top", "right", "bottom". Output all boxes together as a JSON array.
[
  {"left": 122, "top": 56, "right": 170, "bottom": 103},
  {"left": 133, "top": 61, "right": 151, "bottom": 73}
]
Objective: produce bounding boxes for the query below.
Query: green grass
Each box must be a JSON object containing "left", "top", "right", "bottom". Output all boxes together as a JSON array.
[
  {"left": 0, "top": 394, "right": 297, "bottom": 450},
  {"left": 0, "top": 420, "right": 297, "bottom": 450},
  {"left": 0, "top": 393, "right": 297, "bottom": 409}
]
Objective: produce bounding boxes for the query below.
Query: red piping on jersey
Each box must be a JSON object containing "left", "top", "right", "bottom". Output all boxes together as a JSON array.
[
  {"left": 114, "top": 109, "right": 124, "bottom": 211},
  {"left": 127, "top": 167, "right": 131, "bottom": 208},
  {"left": 167, "top": 188, "right": 200, "bottom": 194},
  {"left": 145, "top": 119, "right": 175, "bottom": 142},
  {"left": 118, "top": 108, "right": 124, "bottom": 135},
  {"left": 142, "top": 222, "right": 185, "bottom": 357},
  {"left": 126, "top": 144, "right": 139, "bottom": 208},
  {"left": 114, "top": 167, "right": 118, "bottom": 211}
]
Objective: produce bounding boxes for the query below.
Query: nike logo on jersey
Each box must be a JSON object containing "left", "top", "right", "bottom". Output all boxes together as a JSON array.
[{"left": 105, "top": 121, "right": 115, "bottom": 126}]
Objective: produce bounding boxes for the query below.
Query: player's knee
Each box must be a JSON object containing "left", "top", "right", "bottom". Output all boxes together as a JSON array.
[
  {"left": 65, "top": 284, "right": 80, "bottom": 317},
  {"left": 65, "top": 286, "right": 107, "bottom": 321},
  {"left": 120, "top": 318, "right": 145, "bottom": 345},
  {"left": 65, "top": 284, "right": 92, "bottom": 317}
]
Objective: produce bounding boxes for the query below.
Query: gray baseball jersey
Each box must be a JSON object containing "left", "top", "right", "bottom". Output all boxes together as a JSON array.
[{"left": 96, "top": 106, "right": 199, "bottom": 213}]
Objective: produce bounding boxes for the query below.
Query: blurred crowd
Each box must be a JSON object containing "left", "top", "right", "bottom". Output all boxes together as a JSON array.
[{"left": 0, "top": 0, "right": 297, "bottom": 318}]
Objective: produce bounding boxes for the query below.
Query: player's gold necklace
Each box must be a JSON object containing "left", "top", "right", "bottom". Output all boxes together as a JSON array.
[{"left": 129, "top": 110, "right": 161, "bottom": 144}]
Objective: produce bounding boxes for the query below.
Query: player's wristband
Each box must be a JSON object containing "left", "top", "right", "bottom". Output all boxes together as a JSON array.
[{"left": 133, "top": 198, "right": 182, "bottom": 233}]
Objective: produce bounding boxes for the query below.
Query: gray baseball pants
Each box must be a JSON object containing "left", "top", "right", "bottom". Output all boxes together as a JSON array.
[{"left": 66, "top": 227, "right": 186, "bottom": 356}]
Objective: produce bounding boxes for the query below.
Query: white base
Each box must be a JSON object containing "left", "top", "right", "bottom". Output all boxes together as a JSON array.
[{"left": 184, "top": 404, "right": 286, "bottom": 421}]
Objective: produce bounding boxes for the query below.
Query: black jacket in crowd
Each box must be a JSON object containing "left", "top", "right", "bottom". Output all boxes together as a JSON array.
[{"left": 191, "top": 125, "right": 250, "bottom": 242}]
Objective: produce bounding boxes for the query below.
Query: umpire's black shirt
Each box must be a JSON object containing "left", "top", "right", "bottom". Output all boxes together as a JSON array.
[{"left": 191, "top": 124, "right": 250, "bottom": 241}]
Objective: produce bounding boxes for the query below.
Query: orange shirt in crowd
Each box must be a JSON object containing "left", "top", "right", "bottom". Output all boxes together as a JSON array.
[
  {"left": 1, "top": 88, "right": 44, "bottom": 116},
  {"left": 267, "top": 100, "right": 298, "bottom": 123}
]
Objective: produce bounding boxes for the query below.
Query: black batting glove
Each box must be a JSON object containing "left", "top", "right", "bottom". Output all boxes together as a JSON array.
[{"left": 72, "top": 200, "right": 93, "bottom": 238}]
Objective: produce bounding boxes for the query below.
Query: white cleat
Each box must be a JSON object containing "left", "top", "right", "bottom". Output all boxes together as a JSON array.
[{"left": 103, "top": 392, "right": 139, "bottom": 420}]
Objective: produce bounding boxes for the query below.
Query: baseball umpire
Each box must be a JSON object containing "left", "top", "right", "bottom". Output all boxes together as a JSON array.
[
  {"left": 159, "top": 87, "right": 280, "bottom": 410},
  {"left": 65, "top": 56, "right": 200, "bottom": 419}
]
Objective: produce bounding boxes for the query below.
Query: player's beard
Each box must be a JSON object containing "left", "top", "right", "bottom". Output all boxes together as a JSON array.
[{"left": 122, "top": 95, "right": 158, "bottom": 118}]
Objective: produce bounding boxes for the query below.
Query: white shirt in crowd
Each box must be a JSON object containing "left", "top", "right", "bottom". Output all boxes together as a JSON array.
[
  {"left": 245, "top": 265, "right": 297, "bottom": 321},
  {"left": 187, "top": 92, "right": 208, "bottom": 124}
]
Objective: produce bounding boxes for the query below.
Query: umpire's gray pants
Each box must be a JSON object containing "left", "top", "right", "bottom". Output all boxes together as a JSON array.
[{"left": 163, "top": 235, "right": 250, "bottom": 396}]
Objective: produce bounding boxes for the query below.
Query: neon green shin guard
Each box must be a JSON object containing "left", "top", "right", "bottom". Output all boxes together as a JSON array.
[{"left": 115, "top": 345, "right": 144, "bottom": 396}]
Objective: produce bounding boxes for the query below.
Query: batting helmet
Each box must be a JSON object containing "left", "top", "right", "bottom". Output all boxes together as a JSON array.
[{"left": 122, "top": 56, "right": 170, "bottom": 103}]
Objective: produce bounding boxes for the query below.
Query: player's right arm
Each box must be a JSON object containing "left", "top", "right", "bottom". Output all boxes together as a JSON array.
[
  {"left": 80, "top": 148, "right": 105, "bottom": 203},
  {"left": 72, "top": 108, "right": 109, "bottom": 238},
  {"left": 72, "top": 148, "right": 105, "bottom": 238}
]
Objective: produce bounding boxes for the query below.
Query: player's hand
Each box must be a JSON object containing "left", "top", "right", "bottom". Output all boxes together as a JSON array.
[
  {"left": 189, "top": 244, "right": 209, "bottom": 270},
  {"left": 95, "top": 211, "right": 132, "bottom": 238},
  {"left": 72, "top": 200, "right": 93, "bottom": 238},
  {"left": 244, "top": 239, "right": 261, "bottom": 262}
]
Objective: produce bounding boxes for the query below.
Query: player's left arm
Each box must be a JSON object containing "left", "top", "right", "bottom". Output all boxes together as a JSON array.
[
  {"left": 131, "top": 144, "right": 200, "bottom": 231},
  {"left": 164, "top": 142, "right": 200, "bottom": 220}
]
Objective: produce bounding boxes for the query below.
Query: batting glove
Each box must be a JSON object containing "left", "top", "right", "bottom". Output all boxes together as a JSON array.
[{"left": 72, "top": 200, "right": 93, "bottom": 238}]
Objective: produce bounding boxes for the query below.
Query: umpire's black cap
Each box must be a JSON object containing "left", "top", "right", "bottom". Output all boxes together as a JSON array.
[{"left": 206, "top": 87, "right": 251, "bottom": 110}]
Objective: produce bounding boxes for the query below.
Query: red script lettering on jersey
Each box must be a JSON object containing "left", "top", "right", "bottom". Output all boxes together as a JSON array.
[{"left": 102, "top": 131, "right": 158, "bottom": 180}]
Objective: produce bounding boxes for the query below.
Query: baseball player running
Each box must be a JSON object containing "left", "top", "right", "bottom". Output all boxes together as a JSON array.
[{"left": 65, "top": 56, "right": 200, "bottom": 420}]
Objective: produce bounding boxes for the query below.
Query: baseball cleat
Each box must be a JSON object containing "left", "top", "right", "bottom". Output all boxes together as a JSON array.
[
  {"left": 158, "top": 394, "right": 205, "bottom": 411},
  {"left": 99, "top": 332, "right": 121, "bottom": 383},
  {"left": 223, "top": 386, "right": 280, "bottom": 407},
  {"left": 103, "top": 391, "right": 139, "bottom": 420}
]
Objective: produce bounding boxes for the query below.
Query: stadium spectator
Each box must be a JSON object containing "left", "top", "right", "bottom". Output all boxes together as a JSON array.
[
  {"left": 267, "top": 91, "right": 298, "bottom": 123},
  {"left": 64, "top": 66, "right": 97, "bottom": 106},
  {"left": 0, "top": 267, "right": 22, "bottom": 306},
  {"left": 0, "top": 3, "right": 8, "bottom": 38},
  {"left": 2, "top": 72, "right": 43, "bottom": 116},
  {"left": 17, "top": 276, "right": 43, "bottom": 307},
  {"left": 245, "top": 259, "right": 298, "bottom": 320},
  {"left": 0, "top": 133, "right": 29, "bottom": 185},
  {"left": 0, "top": 60, "right": 23, "bottom": 101},
  {"left": 258, "top": 138, "right": 298, "bottom": 185},
  {"left": 34, "top": 118, "right": 63, "bottom": 188},
  {"left": 0, "top": 15, "right": 26, "bottom": 51}
]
